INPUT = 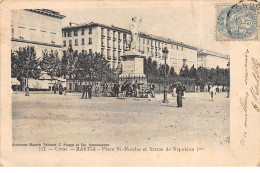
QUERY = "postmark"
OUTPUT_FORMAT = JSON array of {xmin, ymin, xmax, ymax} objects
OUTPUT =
[{"xmin": 216, "ymin": 4, "xmax": 259, "ymax": 40}]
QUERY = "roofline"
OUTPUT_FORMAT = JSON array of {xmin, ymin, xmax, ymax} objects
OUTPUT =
[
  {"xmin": 25, "ymin": 9, "xmax": 66, "ymax": 19},
  {"xmin": 12, "ymin": 38, "xmax": 63, "ymax": 48},
  {"xmin": 198, "ymin": 49, "xmax": 230, "ymax": 59},
  {"xmin": 62, "ymin": 22, "xmax": 198, "ymax": 50}
]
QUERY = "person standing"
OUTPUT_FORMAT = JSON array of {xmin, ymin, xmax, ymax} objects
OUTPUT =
[
  {"xmin": 150, "ymin": 82, "xmax": 155, "ymax": 98},
  {"xmin": 133, "ymin": 80, "xmax": 139, "ymax": 98},
  {"xmin": 176, "ymin": 82, "xmax": 183, "ymax": 107},
  {"xmin": 113, "ymin": 83, "xmax": 117, "ymax": 97},
  {"xmin": 129, "ymin": 85, "xmax": 133, "ymax": 97},
  {"xmin": 172, "ymin": 82, "xmax": 176, "ymax": 97},
  {"xmin": 210, "ymin": 85, "xmax": 215, "ymax": 101},
  {"xmin": 58, "ymin": 83, "xmax": 63, "ymax": 95},
  {"xmin": 121, "ymin": 82, "xmax": 127, "ymax": 99},
  {"xmin": 53, "ymin": 83, "xmax": 57, "ymax": 94},
  {"xmin": 103, "ymin": 82, "xmax": 108, "ymax": 97},
  {"xmin": 115, "ymin": 82, "xmax": 120, "ymax": 97},
  {"xmin": 208, "ymin": 84, "xmax": 211, "ymax": 94},
  {"xmin": 145, "ymin": 87, "xmax": 149, "ymax": 98},
  {"xmin": 95, "ymin": 83, "xmax": 100, "ymax": 97},
  {"xmin": 88, "ymin": 82, "xmax": 92, "ymax": 99},
  {"xmin": 82, "ymin": 83, "xmax": 87, "ymax": 99}
]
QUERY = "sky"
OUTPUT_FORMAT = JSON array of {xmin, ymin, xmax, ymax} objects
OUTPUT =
[{"xmin": 53, "ymin": 1, "xmax": 229, "ymax": 55}]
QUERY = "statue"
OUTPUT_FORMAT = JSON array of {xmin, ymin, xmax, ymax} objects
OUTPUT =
[{"xmin": 129, "ymin": 16, "xmax": 142, "ymax": 51}]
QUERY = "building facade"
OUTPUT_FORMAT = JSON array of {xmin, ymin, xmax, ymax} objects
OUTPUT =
[
  {"xmin": 62, "ymin": 22, "xmax": 198, "ymax": 73},
  {"xmin": 11, "ymin": 9, "xmax": 65, "ymax": 58},
  {"xmin": 197, "ymin": 50, "xmax": 230, "ymax": 69}
]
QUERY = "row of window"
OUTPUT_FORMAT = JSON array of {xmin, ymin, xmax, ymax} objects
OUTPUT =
[
  {"xmin": 63, "ymin": 49, "xmax": 92, "ymax": 56},
  {"xmin": 63, "ymin": 38, "xmax": 92, "ymax": 47},
  {"xmin": 101, "ymin": 48, "xmax": 122, "ymax": 61},
  {"xmin": 101, "ymin": 28, "xmax": 125, "ymax": 40},
  {"xmin": 100, "ymin": 28, "xmax": 196, "ymax": 54},
  {"xmin": 13, "ymin": 27, "xmax": 57, "ymax": 44},
  {"xmin": 63, "ymin": 28, "xmax": 92, "ymax": 37},
  {"xmin": 12, "ymin": 11, "xmax": 60, "ymax": 31}
]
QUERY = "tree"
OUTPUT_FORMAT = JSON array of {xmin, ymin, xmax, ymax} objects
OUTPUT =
[
  {"xmin": 11, "ymin": 46, "xmax": 41, "ymax": 90},
  {"xmin": 179, "ymin": 66, "xmax": 189, "ymax": 77},
  {"xmin": 61, "ymin": 48, "xmax": 110, "ymax": 83},
  {"xmin": 88, "ymin": 52, "xmax": 110, "ymax": 81},
  {"xmin": 169, "ymin": 67, "xmax": 177, "ymax": 77},
  {"xmin": 188, "ymin": 64, "xmax": 196, "ymax": 78},
  {"xmin": 61, "ymin": 47, "xmax": 79, "ymax": 80},
  {"xmin": 144, "ymin": 57, "xmax": 158, "ymax": 78},
  {"xmin": 158, "ymin": 64, "xmax": 170, "ymax": 77},
  {"xmin": 40, "ymin": 50, "xmax": 62, "ymax": 88}
]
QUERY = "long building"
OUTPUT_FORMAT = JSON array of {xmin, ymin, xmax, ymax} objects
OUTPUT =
[
  {"xmin": 11, "ymin": 9, "xmax": 65, "ymax": 58},
  {"xmin": 62, "ymin": 22, "xmax": 199, "ymax": 73},
  {"xmin": 11, "ymin": 9, "xmax": 65, "ymax": 91},
  {"xmin": 197, "ymin": 49, "xmax": 230, "ymax": 69}
]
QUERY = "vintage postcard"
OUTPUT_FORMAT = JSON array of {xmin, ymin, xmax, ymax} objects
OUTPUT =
[{"xmin": 0, "ymin": 0, "xmax": 259, "ymax": 166}]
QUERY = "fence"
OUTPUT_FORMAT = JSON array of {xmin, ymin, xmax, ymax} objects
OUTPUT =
[{"xmin": 147, "ymin": 76, "xmax": 197, "ymax": 93}]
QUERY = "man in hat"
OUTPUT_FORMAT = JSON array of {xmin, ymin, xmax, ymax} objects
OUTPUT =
[
  {"xmin": 176, "ymin": 82, "xmax": 183, "ymax": 107},
  {"xmin": 121, "ymin": 82, "xmax": 127, "ymax": 99},
  {"xmin": 87, "ymin": 82, "xmax": 92, "ymax": 99},
  {"xmin": 82, "ymin": 83, "xmax": 87, "ymax": 99},
  {"xmin": 58, "ymin": 83, "xmax": 63, "ymax": 95}
]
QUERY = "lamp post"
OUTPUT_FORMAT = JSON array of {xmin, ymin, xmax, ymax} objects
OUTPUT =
[
  {"xmin": 162, "ymin": 47, "xmax": 169, "ymax": 103},
  {"xmin": 116, "ymin": 65, "xmax": 120, "ymax": 82}
]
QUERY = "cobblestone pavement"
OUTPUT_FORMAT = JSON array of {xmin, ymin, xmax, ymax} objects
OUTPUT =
[{"xmin": 12, "ymin": 91, "xmax": 230, "ymax": 149}]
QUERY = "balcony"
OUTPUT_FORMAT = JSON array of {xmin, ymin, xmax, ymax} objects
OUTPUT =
[
  {"xmin": 107, "ymin": 56, "xmax": 111, "ymax": 60},
  {"xmin": 113, "ymin": 56, "xmax": 117, "ymax": 60}
]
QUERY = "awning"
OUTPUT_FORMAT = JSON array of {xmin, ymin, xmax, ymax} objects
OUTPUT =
[
  {"xmin": 28, "ymin": 79, "xmax": 49, "ymax": 89},
  {"xmin": 57, "ymin": 77, "xmax": 66, "ymax": 82},
  {"xmin": 11, "ymin": 78, "xmax": 20, "ymax": 85}
]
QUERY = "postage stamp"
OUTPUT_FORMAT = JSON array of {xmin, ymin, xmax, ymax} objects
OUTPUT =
[{"xmin": 216, "ymin": 4, "xmax": 259, "ymax": 40}]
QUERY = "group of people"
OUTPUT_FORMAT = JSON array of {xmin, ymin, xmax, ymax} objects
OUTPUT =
[
  {"xmin": 82, "ymin": 82, "xmax": 93, "ymax": 99},
  {"xmin": 83, "ymin": 82, "xmax": 109, "ymax": 98},
  {"xmin": 79, "ymin": 80, "xmax": 188, "ymax": 108},
  {"xmin": 113, "ymin": 80, "xmax": 141, "ymax": 98},
  {"xmin": 53, "ymin": 83, "xmax": 64, "ymax": 95},
  {"xmin": 169, "ymin": 82, "xmax": 186, "ymax": 98}
]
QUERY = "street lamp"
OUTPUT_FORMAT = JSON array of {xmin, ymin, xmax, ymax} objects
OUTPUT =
[
  {"xmin": 162, "ymin": 47, "xmax": 169, "ymax": 103},
  {"xmin": 116, "ymin": 65, "xmax": 120, "ymax": 82}
]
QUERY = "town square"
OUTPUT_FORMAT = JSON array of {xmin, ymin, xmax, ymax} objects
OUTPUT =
[
  {"xmin": 11, "ymin": 7, "xmax": 230, "ymax": 149},
  {"xmin": 12, "ymin": 91, "xmax": 229, "ymax": 148}
]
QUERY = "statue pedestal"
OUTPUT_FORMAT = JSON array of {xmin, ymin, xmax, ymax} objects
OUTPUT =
[{"xmin": 119, "ymin": 51, "xmax": 147, "ymax": 87}]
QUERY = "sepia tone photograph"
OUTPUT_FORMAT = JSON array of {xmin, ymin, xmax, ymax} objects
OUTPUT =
[
  {"xmin": 1, "ymin": 0, "xmax": 259, "ymax": 167},
  {"xmin": 11, "ymin": 5, "xmax": 230, "ymax": 150}
]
